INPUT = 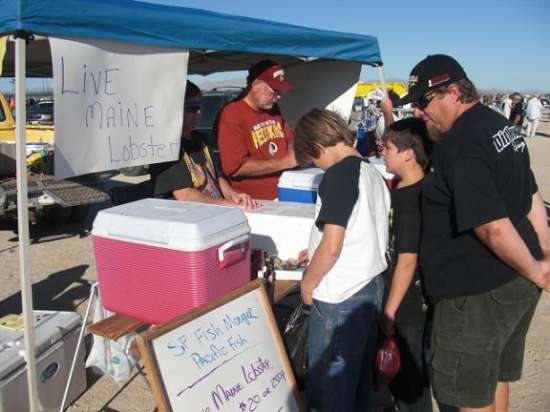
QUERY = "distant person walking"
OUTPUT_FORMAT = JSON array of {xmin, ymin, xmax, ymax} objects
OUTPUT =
[
  {"xmin": 501, "ymin": 94, "xmax": 513, "ymax": 119},
  {"xmin": 525, "ymin": 95, "xmax": 543, "ymax": 138},
  {"xmin": 509, "ymin": 93, "xmax": 524, "ymax": 128}
]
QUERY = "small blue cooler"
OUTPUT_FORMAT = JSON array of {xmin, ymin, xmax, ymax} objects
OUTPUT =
[{"xmin": 277, "ymin": 168, "xmax": 324, "ymax": 203}]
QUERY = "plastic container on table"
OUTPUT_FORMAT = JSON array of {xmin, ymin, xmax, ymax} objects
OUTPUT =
[
  {"xmin": 245, "ymin": 200, "xmax": 315, "ymax": 280},
  {"xmin": 92, "ymin": 199, "xmax": 251, "ymax": 324},
  {"xmin": 277, "ymin": 168, "xmax": 324, "ymax": 204}
]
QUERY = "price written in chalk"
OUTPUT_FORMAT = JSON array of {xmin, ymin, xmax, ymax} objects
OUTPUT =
[{"xmin": 201, "ymin": 356, "xmax": 288, "ymax": 412}]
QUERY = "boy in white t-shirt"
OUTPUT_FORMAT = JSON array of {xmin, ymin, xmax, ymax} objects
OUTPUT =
[{"xmin": 293, "ymin": 108, "xmax": 391, "ymax": 411}]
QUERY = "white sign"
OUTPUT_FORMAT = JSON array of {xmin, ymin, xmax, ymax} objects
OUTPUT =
[
  {"xmin": 148, "ymin": 288, "xmax": 300, "ymax": 412},
  {"xmin": 50, "ymin": 37, "xmax": 189, "ymax": 178}
]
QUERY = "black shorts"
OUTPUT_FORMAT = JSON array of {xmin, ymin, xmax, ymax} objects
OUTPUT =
[{"xmin": 430, "ymin": 276, "xmax": 541, "ymax": 408}]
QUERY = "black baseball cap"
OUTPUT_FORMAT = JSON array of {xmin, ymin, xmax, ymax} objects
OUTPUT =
[{"xmin": 399, "ymin": 54, "xmax": 468, "ymax": 106}]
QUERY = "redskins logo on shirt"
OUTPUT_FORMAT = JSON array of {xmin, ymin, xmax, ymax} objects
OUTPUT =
[
  {"xmin": 268, "ymin": 141, "xmax": 279, "ymax": 156},
  {"xmin": 251, "ymin": 119, "xmax": 285, "ymax": 149}
]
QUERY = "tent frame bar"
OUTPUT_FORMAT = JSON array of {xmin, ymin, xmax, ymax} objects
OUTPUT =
[{"xmin": 15, "ymin": 34, "xmax": 40, "ymax": 412}]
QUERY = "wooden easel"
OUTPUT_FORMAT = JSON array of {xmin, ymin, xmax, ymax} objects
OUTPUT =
[{"xmin": 60, "ymin": 279, "xmax": 299, "ymax": 411}]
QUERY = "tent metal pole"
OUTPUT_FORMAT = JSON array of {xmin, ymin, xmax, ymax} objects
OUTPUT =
[
  {"xmin": 15, "ymin": 35, "xmax": 40, "ymax": 412},
  {"xmin": 59, "ymin": 282, "xmax": 98, "ymax": 412},
  {"xmin": 377, "ymin": 65, "xmax": 387, "ymax": 95}
]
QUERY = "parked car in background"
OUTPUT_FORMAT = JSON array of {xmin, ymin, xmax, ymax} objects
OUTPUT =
[
  {"xmin": 27, "ymin": 100, "xmax": 54, "ymax": 124},
  {"xmin": 197, "ymin": 87, "xmax": 243, "ymax": 150},
  {"xmin": 0, "ymin": 92, "xmax": 109, "ymax": 222}
]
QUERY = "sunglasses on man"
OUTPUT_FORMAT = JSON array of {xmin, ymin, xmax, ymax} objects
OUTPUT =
[
  {"xmin": 184, "ymin": 102, "xmax": 202, "ymax": 113},
  {"xmin": 412, "ymin": 92, "xmax": 436, "ymax": 110}
]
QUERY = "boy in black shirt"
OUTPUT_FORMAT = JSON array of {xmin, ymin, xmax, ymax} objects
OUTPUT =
[{"xmin": 381, "ymin": 118, "xmax": 433, "ymax": 412}]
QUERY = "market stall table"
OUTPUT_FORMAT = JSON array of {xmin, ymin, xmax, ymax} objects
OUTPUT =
[{"xmin": 87, "ymin": 279, "xmax": 299, "ymax": 341}]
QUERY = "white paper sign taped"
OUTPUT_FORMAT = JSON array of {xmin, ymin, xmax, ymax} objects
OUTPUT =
[{"xmin": 50, "ymin": 37, "xmax": 189, "ymax": 178}]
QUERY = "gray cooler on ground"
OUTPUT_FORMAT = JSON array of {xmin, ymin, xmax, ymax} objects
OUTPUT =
[{"xmin": 0, "ymin": 311, "xmax": 86, "ymax": 412}]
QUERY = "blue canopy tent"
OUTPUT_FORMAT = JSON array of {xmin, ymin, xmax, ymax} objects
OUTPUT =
[
  {"xmin": 0, "ymin": 1, "xmax": 383, "ymax": 410},
  {"xmin": 0, "ymin": 0, "xmax": 382, "ymax": 76}
]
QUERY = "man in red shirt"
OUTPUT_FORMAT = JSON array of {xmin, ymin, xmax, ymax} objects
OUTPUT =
[{"xmin": 217, "ymin": 60, "xmax": 297, "ymax": 199}]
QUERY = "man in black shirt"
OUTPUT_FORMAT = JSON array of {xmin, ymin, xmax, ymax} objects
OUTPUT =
[
  {"xmin": 399, "ymin": 55, "xmax": 550, "ymax": 411},
  {"xmin": 150, "ymin": 81, "xmax": 257, "ymax": 209}
]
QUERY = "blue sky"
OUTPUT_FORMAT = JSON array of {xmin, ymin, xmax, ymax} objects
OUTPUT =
[
  {"xmin": 2, "ymin": 0, "xmax": 549, "ymax": 94},
  {"xmin": 158, "ymin": 0, "xmax": 550, "ymax": 91}
]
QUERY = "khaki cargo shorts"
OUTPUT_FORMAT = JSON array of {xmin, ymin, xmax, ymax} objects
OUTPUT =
[{"xmin": 430, "ymin": 276, "xmax": 541, "ymax": 408}]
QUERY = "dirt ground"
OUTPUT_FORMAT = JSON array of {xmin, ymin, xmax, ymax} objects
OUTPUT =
[{"xmin": 1, "ymin": 114, "xmax": 549, "ymax": 411}]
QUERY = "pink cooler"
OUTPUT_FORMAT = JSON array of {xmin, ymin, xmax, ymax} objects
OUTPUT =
[{"xmin": 92, "ymin": 199, "xmax": 251, "ymax": 324}]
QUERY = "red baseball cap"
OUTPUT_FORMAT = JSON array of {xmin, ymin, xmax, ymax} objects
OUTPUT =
[{"xmin": 248, "ymin": 59, "xmax": 292, "ymax": 92}]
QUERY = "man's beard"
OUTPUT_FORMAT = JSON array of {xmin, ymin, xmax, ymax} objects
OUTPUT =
[
  {"xmin": 259, "ymin": 101, "xmax": 274, "ymax": 111},
  {"xmin": 427, "ymin": 125, "xmax": 443, "ymax": 141}
]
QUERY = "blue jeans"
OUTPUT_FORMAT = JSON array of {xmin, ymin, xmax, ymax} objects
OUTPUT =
[{"xmin": 307, "ymin": 274, "xmax": 384, "ymax": 412}]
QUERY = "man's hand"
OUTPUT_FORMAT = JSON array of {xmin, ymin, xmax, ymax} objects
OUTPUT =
[
  {"xmin": 380, "ymin": 312, "xmax": 395, "ymax": 337},
  {"xmin": 380, "ymin": 95, "xmax": 393, "ymax": 113},
  {"xmin": 297, "ymin": 249, "xmax": 309, "ymax": 266},
  {"xmin": 300, "ymin": 273, "xmax": 315, "ymax": 305},
  {"xmin": 533, "ymin": 257, "xmax": 550, "ymax": 291},
  {"xmin": 283, "ymin": 144, "xmax": 298, "ymax": 169},
  {"xmin": 380, "ymin": 95, "xmax": 394, "ymax": 128},
  {"xmin": 230, "ymin": 192, "xmax": 259, "ymax": 209}
]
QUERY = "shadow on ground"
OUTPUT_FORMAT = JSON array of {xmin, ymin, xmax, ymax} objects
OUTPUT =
[{"xmin": 0, "ymin": 264, "xmax": 91, "ymax": 316}]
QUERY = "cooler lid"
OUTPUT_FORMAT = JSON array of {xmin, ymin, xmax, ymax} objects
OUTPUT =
[
  {"xmin": 92, "ymin": 198, "xmax": 250, "ymax": 251},
  {"xmin": 0, "ymin": 311, "xmax": 82, "ymax": 379},
  {"xmin": 246, "ymin": 200, "xmax": 316, "ymax": 219},
  {"xmin": 278, "ymin": 167, "xmax": 324, "ymax": 190}
]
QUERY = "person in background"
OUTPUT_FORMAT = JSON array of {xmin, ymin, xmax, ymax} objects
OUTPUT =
[
  {"xmin": 294, "ymin": 108, "xmax": 390, "ymax": 411},
  {"xmin": 150, "ymin": 80, "xmax": 257, "ymax": 209},
  {"xmin": 381, "ymin": 118, "xmax": 433, "ymax": 412},
  {"xmin": 401, "ymin": 53, "xmax": 550, "ymax": 412},
  {"xmin": 501, "ymin": 94, "xmax": 513, "ymax": 119},
  {"xmin": 509, "ymin": 93, "xmax": 524, "ymax": 127},
  {"xmin": 492, "ymin": 94, "xmax": 503, "ymax": 113},
  {"xmin": 217, "ymin": 59, "xmax": 297, "ymax": 200},
  {"xmin": 525, "ymin": 95, "xmax": 543, "ymax": 138}
]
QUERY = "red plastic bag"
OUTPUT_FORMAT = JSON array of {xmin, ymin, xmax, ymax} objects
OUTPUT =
[{"xmin": 375, "ymin": 337, "xmax": 401, "ymax": 382}]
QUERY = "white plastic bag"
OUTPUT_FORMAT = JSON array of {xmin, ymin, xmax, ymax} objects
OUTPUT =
[{"xmin": 85, "ymin": 293, "xmax": 137, "ymax": 381}]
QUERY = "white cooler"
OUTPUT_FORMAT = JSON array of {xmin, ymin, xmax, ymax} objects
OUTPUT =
[
  {"xmin": 277, "ymin": 168, "xmax": 324, "ymax": 203},
  {"xmin": 0, "ymin": 311, "xmax": 86, "ymax": 412},
  {"xmin": 245, "ymin": 200, "xmax": 315, "ymax": 261}
]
